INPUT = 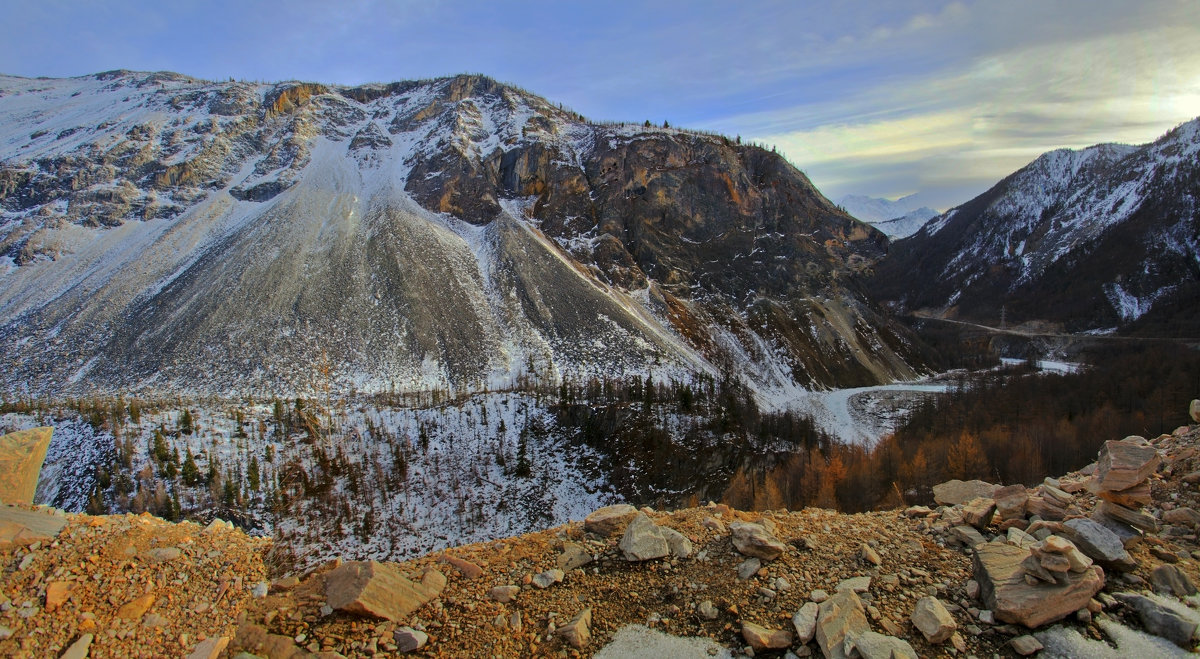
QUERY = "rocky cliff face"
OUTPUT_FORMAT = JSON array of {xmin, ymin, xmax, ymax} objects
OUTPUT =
[
  {"xmin": 871, "ymin": 120, "xmax": 1200, "ymax": 332},
  {"xmin": 0, "ymin": 71, "xmax": 923, "ymax": 398}
]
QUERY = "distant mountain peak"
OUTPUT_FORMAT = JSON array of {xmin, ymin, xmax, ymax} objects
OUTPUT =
[{"xmin": 873, "ymin": 116, "xmax": 1200, "ymax": 333}]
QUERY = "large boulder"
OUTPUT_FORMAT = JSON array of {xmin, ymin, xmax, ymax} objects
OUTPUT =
[
  {"xmin": 962, "ymin": 497, "xmax": 996, "ymax": 529},
  {"xmin": 933, "ymin": 479, "xmax": 997, "ymax": 506},
  {"xmin": 325, "ymin": 561, "xmax": 445, "ymax": 622},
  {"xmin": 0, "ymin": 427, "xmax": 53, "ymax": 505},
  {"xmin": 1095, "ymin": 438, "xmax": 1161, "ymax": 492},
  {"xmin": 584, "ymin": 504, "xmax": 637, "ymax": 537},
  {"xmin": 1060, "ymin": 518, "xmax": 1136, "ymax": 571},
  {"xmin": 816, "ymin": 590, "xmax": 870, "ymax": 659},
  {"xmin": 910, "ymin": 596, "xmax": 956, "ymax": 643},
  {"xmin": 729, "ymin": 521, "xmax": 787, "ymax": 560},
  {"xmin": 619, "ymin": 513, "xmax": 669, "ymax": 561},
  {"xmin": 972, "ymin": 543, "xmax": 1104, "ymax": 628}
]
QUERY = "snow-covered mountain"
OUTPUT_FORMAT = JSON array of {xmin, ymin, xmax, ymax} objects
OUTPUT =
[
  {"xmin": 837, "ymin": 193, "xmax": 938, "ymax": 239},
  {"xmin": 872, "ymin": 119, "xmax": 1200, "ymax": 332},
  {"xmin": 0, "ymin": 71, "xmax": 926, "ymax": 398}
]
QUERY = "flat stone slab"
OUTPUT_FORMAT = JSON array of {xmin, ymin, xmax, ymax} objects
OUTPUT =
[
  {"xmin": 0, "ymin": 505, "xmax": 68, "ymax": 548},
  {"xmin": 933, "ymin": 479, "xmax": 997, "ymax": 506},
  {"xmin": 325, "ymin": 560, "xmax": 445, "ymax": 622},
  {"xmin": 1096, "ymin": 439, "xmax": 1161, "ymax": 492},
  {"xmin": 973, "ymin": 542, "xmax": 1104, "ymax": 628}
]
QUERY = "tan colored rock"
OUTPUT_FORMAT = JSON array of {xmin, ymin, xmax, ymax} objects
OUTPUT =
[
  {"xmin": 116, "ymin": 593, "xmax": 156, "ymax": 620},
  {"xmin": 557, "ymin": 608, "xmax": 592, "ymax": 649},
  {"xmin": 0, "ymin": 427, "xmax": 53, "ymax": 505},
  {"xmin": 60, "ymin": 633, "xmax": 93, "ymax": 659},
  {"xmin": 1162, "ymin": 507, "xmax": 1200, "ymax": 528},
  {"xmin": 441, "ymin": 555, "xmax": 483, "ymax": 579},
  {"xmin": 933, "ymin": 479, "xmax": 997, "ymax": 506},
  {"xmin": 729, "ymin": 521, "xmax": 787, "ymax": 560},
  {"xmin": 583, "ymin": 504, "xmax": 637, "ymax": 537},
  {"xmin": 860, "ymin": 543, "xmax": 881, "ymax": 566},
  {"xmin": 741, "ymin": 621, "xmax": 792, "ymax": 651},
  {"xmin": 993, "ymin": 484, "xmax": 1028, "ymax": 520},
  {"xmin": 816, "ymin": 589, "xmax": 870, "ymax": 659},
  {"xmin": 325, "ymin": 561, "xmax": 445, "ymax": 622},
  {"xmin": 1095, "ymin": 438, "xmax": 1160, "ymax": 492},
  {"xmin": 186, "ymin": 636, "xmax": 229, "ymax": 659},
  {"xmin": 1010, "ymin": 635, "xmax": 1044, "ymax": 655},
  {"xmin": 1096, "ymin": 500, "xmax": 1158, "ymax": 532},
  {"xmin": 490, "ymin": 585, "xmax": 520, "ymax": 603},
  {"xmin": 973, "ymin": 543, "xmax": 1104, "ymax": 628},
  {"xmin": 850, "ymin": 631, "xmax": 918, "ymax": 659},
  {"xmin": 1189, "ymin": 399, "xmax": 1199, "ymax": 423},
  {"xmin": 45, "ymin": 580, "xmax": 72, "ymax": 612},
  {"xmin": 911, "ymin": 596, "xmax": 956, "ymax": 643},
  {"xmin": 1092, "ymin": 480, "xmax": 1151, "ymax": 508},
  {"xmin": 962, "ymin": 497, "xmax": 996, "ymax": 529}
]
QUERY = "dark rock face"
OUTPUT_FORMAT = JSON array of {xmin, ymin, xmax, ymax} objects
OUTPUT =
[{"xmin": 0, "ymin": 71, "xmax": 927, "ymax": 396}]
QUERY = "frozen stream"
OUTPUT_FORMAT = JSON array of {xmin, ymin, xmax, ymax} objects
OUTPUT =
[
  {"xmin": 797, "ymin": 358, "xmax": 1083, "ymax": 446},
  {"xmin": 796, "ymin": 382, "xmax": 950, "ymax": 446}
]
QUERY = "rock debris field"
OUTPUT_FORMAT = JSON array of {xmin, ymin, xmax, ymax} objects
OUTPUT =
[{"xmin": 3, "ymin": 407, "xmax": 1200, "ymax": 658}]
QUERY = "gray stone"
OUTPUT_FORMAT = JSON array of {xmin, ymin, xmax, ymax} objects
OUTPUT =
[
  {"xmin": 910, "ymin": 596, "xmax": 956, "ymax": 643},
  {"xmin": 1162, "ymin": 507, "xmax": 1200, "ymax": 528},
  {"xmin": 1089, "ymin": 510, "xmax": 1143, "ymax": 548},
  {"xmin": 792, "ymin": 601, "xmax": 819, "ymax": 643},
  {"xmin": 973, "ymin": 543, "xmax": 1105, "ymax": 628},
  {"xmin": 737, "ymin": 557, "xmax": 762, "ymax": 580},
  {"xmin": 810, "ymin": 589, "xmax": 830, "ymax": 603},
  {"xmin": 532, "ymin": 569, "xmax": 564, "ymax": 589},
  {"xmin": 848, "ymin": 630, "xmax": 917, "ymax": 659},
  {"xmin": 660, "ymin": 526, "xmax": 693, "ymax": 559},
  {"xmin": 837, "ymin": 576, "xmax": 871, "ymax": 593},
  {"xmin": 619, "ymin": 513, "xmax": 669, "ymax": 561},
  {"xmin": 951, "ymin": 524, "xmax": 988, "ymax": 548},
  {"xmin": 697, "ymin": 600, "xmax": 719, "ymax": 620},
  {"xmin": 490, "ymin": 585, "xmax": 519, "ymax": 602},
  {"xmin": 394, "ymin": 626, "xmax": 428, "ymax": 653},
  {"xmin": 1190, "ymin": 399, "xmax": 1199, "ymax": 423},
  {"xmin": 1150, "ymin": 564, "xmax": 1198, "ymax": 597},
  {"xmin": 584, "ymin": 504, "xmax": 637, "ymax": 537},
  {"xmin": 1010, "ymin": 634, "xmax": 1043, "ymax": 655},
  {"xmin": 933, "ymin": 479, "xmax": 998, "ymax": 506},
  {"xmin": 1061, "ymin": 518, "xmax": 1136, "ymax": 571},
  {"xmin": 730, "ymin": 521, "xmax": 787, "ymax": 560},
  {"xmin": 556, "ymin": 608, "xmax": 592, "ymax": 649},
  {"xmin": 1117, "ymin": 593, "xmax": 1199, "ymax": 648}
]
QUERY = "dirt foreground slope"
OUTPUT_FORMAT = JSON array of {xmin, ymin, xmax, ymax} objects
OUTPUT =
[{"xmin": 3, "ymin": 414, "xmax": 1200, "ymax": 658}]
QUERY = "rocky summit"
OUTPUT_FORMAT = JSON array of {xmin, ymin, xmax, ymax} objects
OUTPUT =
[{"xmin": 1, "ymin": 408, "xmax": 1200, "ymax": 657}]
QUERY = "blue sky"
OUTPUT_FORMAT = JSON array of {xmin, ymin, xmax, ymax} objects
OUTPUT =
[{"xmin": 2, "ymin": 0, "xmax": 1198, "ymax": 210}]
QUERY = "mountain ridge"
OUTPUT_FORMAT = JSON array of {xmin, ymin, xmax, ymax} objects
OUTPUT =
[
  {"xmin": 871, "ymin": 119, "xmax": 1200, "ymax": 332},
  {"xmin": 0, "ymin": 70, "xmax": 927, "ymax": 399}
]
